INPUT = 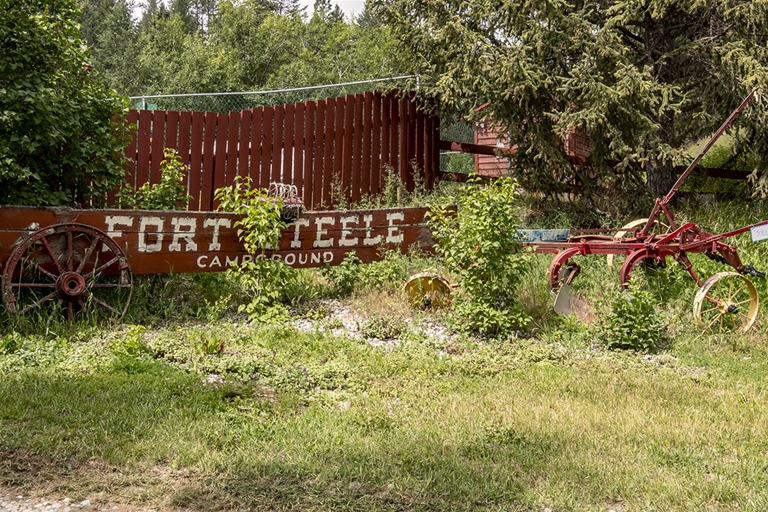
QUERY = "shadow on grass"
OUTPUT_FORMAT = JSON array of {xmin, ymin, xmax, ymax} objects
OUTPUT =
[{"xmin": 0, "ymin": 364, "xmax": 560, "ymax": 512}]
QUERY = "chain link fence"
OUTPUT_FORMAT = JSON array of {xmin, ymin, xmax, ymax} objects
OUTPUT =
[{"xmin": 129, "ymin": 76, "xmax": 419, "ymax": 112}]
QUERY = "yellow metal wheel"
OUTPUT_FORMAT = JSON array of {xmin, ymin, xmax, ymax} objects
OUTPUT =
[
  {"xmin": 403, "ymin": 272, "xmax": 452, "ymax": 309},
  {"xmin": 693, "ymin": 272, "xmax": 759, "ymax": 333},
  {"xmin": 607, "ymin": 218, "xmax": 670, "ymax": 270}
]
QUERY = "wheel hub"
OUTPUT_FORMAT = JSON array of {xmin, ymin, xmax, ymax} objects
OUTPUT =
[
  {"xmin": 715, "ymin": 300, "xmax": 738, "ymax": 315},
  {"xmin": 56, "ymin": 271, "xmax": 86, "ymax": 301}
]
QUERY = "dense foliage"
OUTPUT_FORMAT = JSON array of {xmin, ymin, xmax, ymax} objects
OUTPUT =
[
  {"xmin": 121, "ymin": 148, "xmax": 192, "ymax": 210},
  {"xmin": 78, "ymin": 0, "xmax": 408, "ymax": 97},
  {"xmin": 0, "ymin": 0, "xmax": 130, "ymax": 206},
  {"xmin": 374, "ymin": 0, "xmax": 768, "ymax": 198},
  {"xmin": 428, "ymin": 177, "xmax": 530, "ymax": 335}
]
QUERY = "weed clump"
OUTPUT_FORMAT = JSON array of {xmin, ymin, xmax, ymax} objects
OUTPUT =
[{"xmin": 595, "ymin": 288, "xmax": 670, "ymax": 352}]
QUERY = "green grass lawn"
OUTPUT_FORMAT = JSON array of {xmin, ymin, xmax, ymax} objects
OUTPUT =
[{"xmin": 1, "ymin": 318, "xmax": 767, "ymax": 511}]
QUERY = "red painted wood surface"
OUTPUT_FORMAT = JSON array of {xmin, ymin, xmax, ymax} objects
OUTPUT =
[
  {"xmin": 150, "ymin": 110, "xmax": 166, "ymax": 184},
  {"xmin": 226, "ymin": 110, "xmax": 240, "ymax": 187},
  {"xmin": 352, "ymin": 94, "xmax": 364, "ymax": 205},
  {"xmin": 381, "ymin": 93, "xmax": 390, "ymax": 173},
  {"xmin": 294, "ymin": 103, "xmax": 305, "ymax": 202},
  {"xmin": 251, "ymin": 108, "xmax": 263, "ymax": 185},
  {"xmin": 178, "ymin": 111, "xmax": 192, "ymax": 168},
  {"xmin": 372, "ymin": 92, "xmax": 382, "ymax": 196},
  {"xmin": 165, "ymin": 111, "xmax": 179, "ymax": 156},
  {"xmin": 407, "ymin": 96, "xmax": 417, "ymax": 191},
  {"xmin": 398, "ymin": 97, "xmax": 408, "ymax": 187},
  {"xmin": 313, "ymin": 100, "xmax": 325, "ymax": 208},
  {"xmin": 284, "ymin": 103, "xmax": 295, "ymax": 185},
  {"xmin": 362, "ymin": 92, "xmax": 373, "ymax": 198},
  {"xmin": 323, "ymin": 98, "xmax": 335, "ymax": 208},
  {"xmin": 201, "ymin": 112, "xmax": 218, "ymax": 211},
  {"xmin": 342, "ymin": 95, "xmax": 354, "ymax": 204},
  {"xmin": 238, "ymin": 110, "xmax": 251, "ymax": 179},
  {"xmin": 136, "ymin": 111, "xmax": 152, "ymax": 191},
  {"xmin": 389, "ymin": 93, "xmax": 399, "ymax": 181},
  {"xmin": 124, "ymin": 110, "xmax": 139, "ymax": 193},
  {"xmin": 416, "ymin": 108, "xmax": 425, "ymax": 186},
  {"xmin": 0, "ymin": 206, "xmax": 435, "ymax": 275},
  {"xmin": 333, "ymin": 98, "xmax": 344, "ymax": 205},
  {"xmin": 188, "ymin": 112, "xmax": 204, "ymax": 211},
  {"xmin": 272, "ymin": 105, "xmax": 284, "ymax": 184},
  {"xmin": 261, "ymin": 106, "xmax": 273, "ymax": 190},
  {"xmin": 212, "ymin": 112, "xmax": 229, "ymax": 209},
  {"xmin": 303, "ymin": 101, "xmax": 315, "ymax": 206}
]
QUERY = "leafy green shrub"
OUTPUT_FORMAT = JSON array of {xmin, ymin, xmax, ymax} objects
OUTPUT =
[
  {"xmin": 595, "ymin": 289, "xmax": 669, "ymax": 352},
  {"xmin": 428, "ymin": 176, "xmax": 531, "ymax": 335},
  {"xmin": 215, "ymin": 177, "xmax": 295, "ymax": 322},
  {"xmin": 1, "ymin": 0, "xmax": 129, "ymax": 206},
  {"xmin": 121, "ymin": 148, "xmax": 191, "ymax": 210},
  {"xmin": 323, "ymin": 250, "xmax": 409, "ymax": 297},
  {"xmin": 322, "ymin": 252, "xmax": 364, "ymax": 297}
]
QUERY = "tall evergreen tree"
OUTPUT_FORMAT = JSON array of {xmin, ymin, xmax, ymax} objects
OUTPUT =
[{"xmin": 374, "ymin": 0, "xmax": 768, "ymax": 198}]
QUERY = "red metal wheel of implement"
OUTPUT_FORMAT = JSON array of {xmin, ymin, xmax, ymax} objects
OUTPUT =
[
  {"xmin": 548, "ymin": 247, "xmax": 583, "ymax": 291},
  {"xmin": 2, "ymin": 223, "xmax": 133, "ymax": 321}
]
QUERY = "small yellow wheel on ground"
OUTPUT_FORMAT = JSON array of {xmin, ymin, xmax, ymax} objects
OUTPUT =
[
  {"xmin": 693, "ymin": 272, "xmax": 759, "ymax": 333},
  {"xmin": 404, "ymin": 272, "xmax": 452, "ymax": 309},
  {"xmin": 607, "ymin": 218, "xmax": 669, "ymax": 270}
]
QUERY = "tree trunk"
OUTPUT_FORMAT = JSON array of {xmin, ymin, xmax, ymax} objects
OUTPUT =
[{"xmin": 644, "ymin": 159, "xmax": 677, "ymax": 198}]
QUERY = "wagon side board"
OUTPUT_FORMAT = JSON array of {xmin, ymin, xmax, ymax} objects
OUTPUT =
[{"xmin": 0, "ymin": 206, "xmax": 436, "ymax": 275}]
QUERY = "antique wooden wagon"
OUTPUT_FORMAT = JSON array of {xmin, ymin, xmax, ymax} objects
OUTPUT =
[{"xmin": 0, "ymin": 204, "xmax": 435, "ymax": 320}]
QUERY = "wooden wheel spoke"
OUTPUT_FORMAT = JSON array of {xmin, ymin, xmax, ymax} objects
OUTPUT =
[
  {"xmin": 18, "ymin": 291, "xmax": 58, "ymax": 315},
  {"xmin": 67, "ymin": 230, "xmax": 74, "ymax": 272},
  {"xmin": 77, "ymin": 234, "xmax": 102, "ymax": 274},
  {"xmin": 40, "ymin": 237, "xmax": 63, "ymax": 274},
  {"xmin": 88, "ymin": 294, "xmax": 121, "ymax": 316},
  {"xmin": 85, "ymin": 255, "xmax": 120, "ymax": 280}
]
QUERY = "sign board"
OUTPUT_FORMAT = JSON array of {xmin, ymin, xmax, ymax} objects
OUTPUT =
[
  {"xmin": 0, "ymin": 206, "xmax": 435, "ymax": 275},
  {"xmin": 750, "ymin": 223, "xmax": 768, "ymax": 242},
  {"xmin": 518, "ymin": 229, "xmax": 570, "ymax": 243}
]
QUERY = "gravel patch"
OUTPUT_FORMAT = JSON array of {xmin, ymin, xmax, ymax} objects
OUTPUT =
[
  {"xmin": 0, "ymin": 489, "xmax": 157, "ymax": 512},
  {"xmin": 292, "ymin": 298, "xmax": 458, "ymax": 348}
]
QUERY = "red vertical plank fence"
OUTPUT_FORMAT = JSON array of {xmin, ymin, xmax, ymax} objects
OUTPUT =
[{"xmin": 122, "ymin": 90, "xmax": 438, "ymax": 211}]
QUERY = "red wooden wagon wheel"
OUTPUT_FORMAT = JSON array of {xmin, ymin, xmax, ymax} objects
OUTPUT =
[{"xmin": 2, "ymin": 223, "xmax": 133, "ymax": 321}]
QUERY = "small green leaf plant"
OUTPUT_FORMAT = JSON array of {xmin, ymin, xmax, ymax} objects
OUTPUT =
[
  {"xmin": 427, "ymin": 176, "xmax": 531, "ymax": 336},
  {"xmin": 594, "ymin": 287, "xmax": 669, "ymax": 352},
  {"xmin": 120, "ymin": 148, "xmax": 191, "ymax": 210},
  {"xmin": 215, "ymin": 177, "xmax": 295, "ymax": 322}
]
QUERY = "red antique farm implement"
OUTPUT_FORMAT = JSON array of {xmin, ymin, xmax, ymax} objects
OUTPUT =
[{"xmin": 518, "ymin": 89, "xmax": 768, "ymax": 332}]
